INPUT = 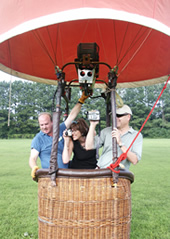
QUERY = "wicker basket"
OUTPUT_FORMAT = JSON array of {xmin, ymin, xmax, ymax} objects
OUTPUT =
[{"xmin": 37, "ymin": 168, "xmax": 134, "ymax": 239}]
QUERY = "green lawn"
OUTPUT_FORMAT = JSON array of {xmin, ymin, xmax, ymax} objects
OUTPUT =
[
  {"xmin": 0, "ymin": 139, "xmax": 170, "ymax": 239},
  {"xmin": 130, "ymin": 139, "xmax": 170, "ymax": 239}
]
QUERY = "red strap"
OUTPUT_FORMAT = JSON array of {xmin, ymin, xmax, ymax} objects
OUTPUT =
[
  {"xmin": 108, "ymin": 76, "xmax": 170, "ymax": 173},
  {"xmin": 108, "ymin": 153, "xmax": 127, "ymax": 173}
]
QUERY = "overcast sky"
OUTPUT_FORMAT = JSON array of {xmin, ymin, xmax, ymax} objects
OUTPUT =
[{"xmin": 0, "ymin": 70, "xmax": 26, "ymax": 82}]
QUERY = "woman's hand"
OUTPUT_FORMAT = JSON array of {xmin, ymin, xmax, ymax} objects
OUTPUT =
[
  {"xmin": 62, "ymin": 130, "xmax": 73, "ymax": 164},
  {"xmin": 63, "ymin": 129, "xmax": 67, "ymax": 138},
  {"xmin": 89, "ymin": 120, "xmax": 99, "ymax": 126},
  {"xmin": 63, "ymin": 129, "xmax": 71, "ymax": 139}
]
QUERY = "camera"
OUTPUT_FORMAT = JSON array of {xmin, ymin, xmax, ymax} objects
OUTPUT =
[
  {"xmin": 65, "ymin": 129, "xmax": 72, "ymax": 137},
  {"xmin": 87, "ymin": 110, "xmax": 100, "ymax": 121}
]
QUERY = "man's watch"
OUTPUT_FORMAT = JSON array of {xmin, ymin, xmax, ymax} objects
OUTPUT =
[{"xmin": 119, "ymin": 143, "xmax": 124, "ymax": 148}]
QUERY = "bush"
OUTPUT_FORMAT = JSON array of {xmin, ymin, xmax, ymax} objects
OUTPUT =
[
  {"xmin": 8, "ymin": 134, "xmax": 35, "ymax": 139},
  {"xmin": 146, "ymin": 127, "xmax": 170, "ymax": 138}
]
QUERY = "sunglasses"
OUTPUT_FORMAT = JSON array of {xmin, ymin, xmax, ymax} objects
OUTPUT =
[
  {"xmin": 116, "ymin": 113, "xmax": 129, "ymax": 118},
  {"xmin": 72, "ymin": 120, "xmax": 78, "ymax": 124}
]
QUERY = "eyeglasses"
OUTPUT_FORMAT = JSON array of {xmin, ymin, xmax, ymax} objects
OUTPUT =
[{"xmin": 116, "ymin": 113, "xmax": 129, "ymax": 118}]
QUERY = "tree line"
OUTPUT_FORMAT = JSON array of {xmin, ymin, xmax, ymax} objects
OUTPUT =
[{"xmin": 0, "ymin": 80, "xmax": 170, "ymax": 139}]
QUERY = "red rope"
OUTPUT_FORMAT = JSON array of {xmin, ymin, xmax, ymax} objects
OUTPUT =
[{"xmin": 108, "ymin": 76, "xmax": 170, "ymax": 173}]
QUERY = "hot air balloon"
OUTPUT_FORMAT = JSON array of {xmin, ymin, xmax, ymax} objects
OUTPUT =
[{"xmin": 0, "ymin": 1, "xmax": 170, "ymax": 238}]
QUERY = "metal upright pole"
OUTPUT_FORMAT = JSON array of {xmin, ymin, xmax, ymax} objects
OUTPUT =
[
  {"xmin": 106, "ymin": 92, "xmax": 111, "ymax": 127},
  {"xmin": 49, "ymin": 75, "xmax": 64, "ymax": 186},
  {"xmin": 108, "ymin": 70, "xmax": 119, "ymax": 186}
]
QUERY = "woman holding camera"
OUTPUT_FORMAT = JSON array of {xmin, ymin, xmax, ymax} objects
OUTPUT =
[{"xmin": 62, "ymin": 118, "xmax": 99, "ymax": 169}]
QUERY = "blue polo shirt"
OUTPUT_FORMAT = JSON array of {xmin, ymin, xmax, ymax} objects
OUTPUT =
[{"xmin": 31, "ymin": 122, "xmax": 68, "ymax": 168}]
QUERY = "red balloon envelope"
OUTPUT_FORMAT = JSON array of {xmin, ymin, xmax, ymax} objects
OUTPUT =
[{"xmin": 0, "ymin": 0, "xmax": 169, "ymax": 88}]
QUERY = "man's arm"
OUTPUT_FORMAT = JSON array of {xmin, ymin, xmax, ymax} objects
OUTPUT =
[
  {"xmin": 112, "ymin": 128, "xmax": 143, "ymax": 165},
  {"xmin": 118, "ymin": 132, "xmax": 143, "ymax": 165},
  {"xmin": 29, "ymin": 148, "xmax": 40, "ymax": 179},
  {"xmin": 29, "ymin": 148, "xmax": 39, "ymax": 168},
  {"xmin": 119, "ymin": 145, "xmax": 139, "ymax": 165}
]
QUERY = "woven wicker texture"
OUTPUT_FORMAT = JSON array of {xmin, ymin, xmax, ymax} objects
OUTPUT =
[{"xmin": 38, "ymin": 177, "xmax": 131, "ymax": 239}]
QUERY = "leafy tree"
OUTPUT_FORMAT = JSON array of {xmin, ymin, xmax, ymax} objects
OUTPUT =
[
  {"xmin": 0, "ymin": 81, "xmax": 11, "ymax": 138},
  {"xmin": 0, "ymin": 81, "xmax": 57, "ymax": 138},
  {"xmin": 117, "ymin": 82, "xmax": 170, "ymax": 138},
  {"xmin": 0, "ymin": 80, "xmax": 170, "ymax": 138}
]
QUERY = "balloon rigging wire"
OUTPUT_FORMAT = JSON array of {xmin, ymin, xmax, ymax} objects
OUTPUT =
[
  {"xmin": 8, "ymin": 80, "xmax": 12, "ymax": 127},
  {"xmin": 116, "ymin": 25, "xmax": 146, "ymax": 66},
  {"xmin": 57, "ymin": 24, "xmax": 65, "ymax": 66},
  {"xmin": 54, "ymin": 24, "xmax": 63, "ymax": 65},
  {"xmin": 80, "ymin": 20, "xmax": 90, "ymax": 43},
  {"xmin": 113, "ymin": 20, "xmax": 130, "ymax": 66},
  {"xmin": 7, "ymin": 40, "xmax": 12, "ymax": 127},
  {"xmin": 113, "ymin": 21, "xmax": 118, "ymax": 64},
  {"xmin": 118, "ymin": 28, "xmax": 152, "ymax": 76},
  {"xmin": 113, "ymin": 21, "xmax": 149, "ymax": 71},
  {"xmin": 118, "ymin": 27, "xmax": 149, "ymax": 66},
  {"xmin": 46, "ymin": 26, "xmax": 57, "ymax": 65},
  {"xmin": 32, "ymin": 29, "xmax": 56, "ymax": 66},
  {"xmin": 96, "ymin": 20, "xmax": 108, "ymax": 62},
  {"xmin": 54, "ymin": 24, "xmax": 59, "ymax": 65}
]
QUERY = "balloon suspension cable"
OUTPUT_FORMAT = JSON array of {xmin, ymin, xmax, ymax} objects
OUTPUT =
[
  {"xmin": 8, "ymin": 79, "xmax": 12, "ymax": 127},
  {"xmin": 108, "ymin": 66, "xmax": 119, "ymax": 187},
  {"xmin": 118, "ymin": 28, "xmax": 152, "ymax": 77},
  {"xmin": 52, "ymin": 66, "xmax": 70, "ymax": 112},
  {"xmin": 62, "ymin": 87, "xmax": 71, "ymax": 121},
  {"xmin": 104, "ymin": 88, "xmax": 124, "ymax": 109},
  {"xmin": 7, "ymin": 40, "xmax": 12, "ymax": 127},
  {"xmin": 49, "ymin": 68, "xmax": 66, "ymax": 186},
  {"xmin": 108, "ymin": 76, "xmax": 170, "ymax": 173}
]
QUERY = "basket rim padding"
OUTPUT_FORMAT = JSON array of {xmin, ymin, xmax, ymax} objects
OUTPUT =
[{"xmin": 36, "ymin": 168, "xmax": 134, "ymax": 183}]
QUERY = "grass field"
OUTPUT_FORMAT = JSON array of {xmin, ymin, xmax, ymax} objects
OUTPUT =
[{"xmin": 0, "ymin": 139, "xmax": 170, "ymax": 239}]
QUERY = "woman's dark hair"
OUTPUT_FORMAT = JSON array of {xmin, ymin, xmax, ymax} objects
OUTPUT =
[{"xmin": 70, "ymin": 118, "xmax": 89, "ymax": 136}]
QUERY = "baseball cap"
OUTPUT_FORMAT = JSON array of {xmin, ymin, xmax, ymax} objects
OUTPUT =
[{"xmin": 116, "ymin": 105, "xmax": 132, "ymax": 115}]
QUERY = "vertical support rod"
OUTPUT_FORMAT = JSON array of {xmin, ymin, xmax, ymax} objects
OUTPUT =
[
  {"xmin": 49, "ymin": 80, "xmax": 62, "ymax": 186},
  {"xmin": 62, "ymin": 87, "xmax": 71, "ymax": 121},
  {"xmin": 8, "ymin": 79, "xmax": 12, "ymax": 127},
  {"xmin": 110, "ymin": 88, "xmax": 119, "ymax": 184},
  {"xmin": 108, "ymin": 69, "xmax": 119, "ymax": 185},
  {"xmin": 106, "ymin": 92, "xmax": 111, "ymax": 127}
]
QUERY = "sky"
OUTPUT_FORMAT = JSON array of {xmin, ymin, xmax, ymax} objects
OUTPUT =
[{"xmin": 0, "ymin": 70, "xmax": 26, "ymax": 82}]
